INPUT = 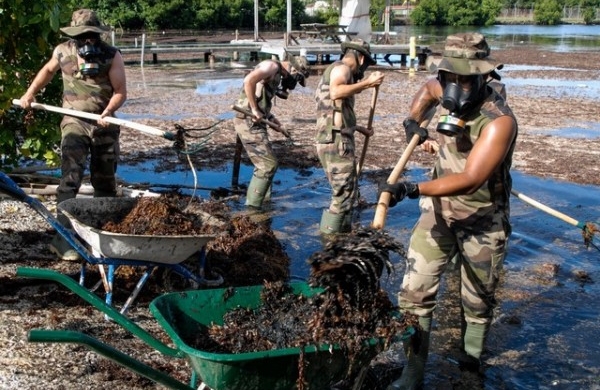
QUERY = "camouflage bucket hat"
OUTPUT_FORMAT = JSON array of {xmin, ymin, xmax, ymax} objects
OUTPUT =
[
  {"xmin": 288, "ymin": 55, "xmax": 310, "ymax": 86},
  {"xmin": 432, "ymin": 33, "xmax": 502, "ymax": 76},
  {"xmin": 341, "ymin": 39, "xmax": 376, "ymax": 66},
  {"xmin": 60, "ymin": 9, "xmax": 110, "ymax": 37}
]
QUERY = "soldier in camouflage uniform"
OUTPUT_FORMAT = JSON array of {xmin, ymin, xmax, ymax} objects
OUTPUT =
[
  {"xmin": 20, "ymin": 9, "xmax": 127, "ymax": 261},
  {"xmin": 315, "ymin": 39, "xmax": 384, "ymax": 234},
  {"xmin": 233, "ymin": 55, "xmax": 309, "ymax": 209},
  {"xmin": 379, "ymin": 33, "xmax": 518, "ymax": 390}
]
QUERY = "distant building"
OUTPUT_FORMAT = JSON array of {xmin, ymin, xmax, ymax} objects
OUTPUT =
[{"xmin": 305, "ymin": 1, "xmax": 335, "ymax": 17}]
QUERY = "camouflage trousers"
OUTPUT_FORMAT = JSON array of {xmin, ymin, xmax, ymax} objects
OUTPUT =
[
  {"xmin": 316, "ymin": 130, "xmax": 357, "ymax": 215},
  {"xmin": 233, "ymin": 117, "xmax": 278, "ymax": 180},
  {"xmin": 399, "ymin": 196, "xmax": 510, "ymax": 325},
  {"xmin": 57, "ymin": 117, "xmax": 120, "ymax": 204}
]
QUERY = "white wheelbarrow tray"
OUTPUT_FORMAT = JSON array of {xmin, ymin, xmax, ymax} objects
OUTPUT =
[{"xmin": 58, "ymin": 197, "xmax": 215, "ymax": 264}]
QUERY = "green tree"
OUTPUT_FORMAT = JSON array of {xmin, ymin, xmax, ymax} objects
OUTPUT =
[
  {"xmin": 410, "ymin": 0, "xmax": 449, "ymax": 25},
  {"xmin": 581, "ymin": 0, "xmax": 598, "ymax": 24},
  {"xmin": 370, "ymin": 0, "xmax": 386, "ymax": 27},
  {"xmin": 412, "ymin": 0, "xmax": 502, "ymax": 26},
  {"xmin": 481, "ymin": 0, "xmax": 504, "ymax": 25},
  {"xmin": 534, "ymin": 0, "xmax": 562, "ymax": 24},
  {"xmin": 138, "ymin": 0, "xmax": 198, "ymax": 30},
  {"xmin": 0, "ymin": 0, "xmax": 71, "ymax": 168},
  {"xmin": 446, "ymin": 0, "xmax": 484, "ymax": 25},
  {"xmin": 315, "ymin": 5, "xmax": 340, "ymax": 25}
]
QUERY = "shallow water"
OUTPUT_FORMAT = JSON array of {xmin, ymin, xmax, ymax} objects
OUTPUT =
[
  {"xmin": 116, "ymin": 158, "xmax": 600, "ymax": 388},
  {"xmin": 403, "ymin": 24, "xmax": 600, "ymax": 51}
]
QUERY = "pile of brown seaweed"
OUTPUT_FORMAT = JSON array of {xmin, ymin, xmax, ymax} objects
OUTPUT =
[
  {"xmin": 191, "ymin": 226, "xmax": 418, "ymax": 389},
  {"xmin": 98, "ymin": 194, "xmax": 290, "ymax": 286},
  {"xmin": 205, "ymin": 214, "xmax": 290, "ymax": 286},
  {"xmin": 101, "ymin": 194, "xmax": 216, "ymax": 236}
]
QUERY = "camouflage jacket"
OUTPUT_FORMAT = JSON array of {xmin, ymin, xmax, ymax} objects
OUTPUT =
[
  {"xmin": 433, "ymin": 84, "xmax": 518, "ymax": 222},
  {"xmin": 55, "ymin": 40, "xmax": 118, "ymax": 116},
  {"xmin": 315, "ymin": 61, "xmax": 356, "ymax": 143},
  {"xmin": 235, "ymin": 60, "xmax": 282, "ymax": 118}
]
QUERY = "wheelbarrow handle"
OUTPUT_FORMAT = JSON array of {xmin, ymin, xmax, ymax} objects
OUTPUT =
[
  {"xmin": 16, "ymin": 267, "xmax": 182, "ymax": 358},
  {"xmin": 0, "ymin": 171, "xmax": 28, "ymax": 201},
  {"xmin": 29, "ymin": 330, "xmax": 194, "ymax": 390}
]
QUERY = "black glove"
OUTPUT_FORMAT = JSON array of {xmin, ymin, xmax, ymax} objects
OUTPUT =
[
  {"xmin": 377, "ymin": 181, "xmax": 420, "ymax": 207},
  {"xmin": 403, "ymin": 118, "xmax": 428, "ymax": 145}
]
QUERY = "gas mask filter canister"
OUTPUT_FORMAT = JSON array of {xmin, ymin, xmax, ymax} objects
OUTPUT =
[
  {"xmin": 76, "ymin": 36, "xmax": 102, "ymax": 76},
  {"xmin": 436, "ymin": 73, "xmax": 483, "ymax": 137}
]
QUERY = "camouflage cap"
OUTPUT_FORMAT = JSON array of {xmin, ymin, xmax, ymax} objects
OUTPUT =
[
  {"xmin": 287, "ymin": 55, "xmax": 310, "ymax": 87},
  {"xmin": 433, "ymin": 33, "xmax": 502, "ymax": 76},
  {"xmin": 289, "ymin": 55, "xmax": 310, "ymax": 76},
  {"xmin": 341, "ymin": 39, "xmax": 376, "ymax": 66},
  {"xmin": 60, "ymin": 9, "xmax": 110, "ymax": 37}
]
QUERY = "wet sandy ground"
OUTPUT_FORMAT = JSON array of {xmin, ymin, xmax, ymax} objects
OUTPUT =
[{"xmin": 1, "ymin": 45, "xmax": 600, "ymax": 389}]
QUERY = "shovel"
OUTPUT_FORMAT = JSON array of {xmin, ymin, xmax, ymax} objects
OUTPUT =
[
  {"xmin": 230, "ymin": 105, "xmax": 293, "ymax": 140},
  {"xmin": 356, "ymin": 85, "xmax": 379, "ymax": 177},
  {"xmin": 231, "ymin": 135, "xmax": 244, "ymax": 188},
  {"xmin": 371, "ymin": 133, "xmax": 421, "ymax": 230},
  {"xmin": 511, "ymin": 189, "xmax": 599, "ymax": 250},
  {"xmin": 12, "ymin": 99, "xmax": 176, "ymax": 141}
]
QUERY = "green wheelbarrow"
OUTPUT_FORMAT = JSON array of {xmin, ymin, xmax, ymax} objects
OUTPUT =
[{"xmin": 17, "ymin": 267, "xmax": 415, "ymax": 390}]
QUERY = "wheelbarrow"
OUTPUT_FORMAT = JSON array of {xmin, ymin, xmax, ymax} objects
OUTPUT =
[
  {"xmin": 0, "ymin": 170, "xmax": 222, "ymax": 314},
  {"xmin": 16, "ymin": 267, "xmax": 416, "ymax": 390}
]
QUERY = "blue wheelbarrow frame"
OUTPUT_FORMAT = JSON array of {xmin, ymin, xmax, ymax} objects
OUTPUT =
[{"xmin": 0, "ymin": 170, "xmax": 222, "ymax": 314}]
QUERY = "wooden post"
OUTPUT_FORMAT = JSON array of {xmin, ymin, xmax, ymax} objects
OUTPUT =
[{"xmin": 140, "ymin": 34, "xmax": 145, "ymax": 68}]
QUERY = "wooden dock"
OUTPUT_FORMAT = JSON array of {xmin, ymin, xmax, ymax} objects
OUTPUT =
[{"xmin": 119, "ymin": 39, "xmax": 431, "ymax": 68}]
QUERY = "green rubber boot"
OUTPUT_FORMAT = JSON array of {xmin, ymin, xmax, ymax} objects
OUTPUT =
[
  {"xmin": 245, "ymin": 175, "xmax": 271, "ymax": 209},
  {"xmin": 319, "ymin": 210, "xmax": 350, "ymax": 235},
  {"xmin": 387, "ymin": 316, "xmax": 432, "ymax": 390},
  {"xmin": 460, "ymin": 322, "xmax": 489, "ymax": 371}
]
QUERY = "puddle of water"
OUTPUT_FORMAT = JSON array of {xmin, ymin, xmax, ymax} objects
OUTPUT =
[
  {"xmin": 116, "ymin": 111, "xmax": 198, "ymax": 121},
  {"xmin": 529, "ymin": 122, "xmax": 600, "ymax": 139},
  {"xmin": 195, "ymin": 78, "xmax": 241, "ymax": 95},
  {"xmin": 503, "ymin": 77, "xmax": 600, "ymax": 99},
  {"xmin": 503, "ymin": 64, "xmax": 585, "ymax": 72}
]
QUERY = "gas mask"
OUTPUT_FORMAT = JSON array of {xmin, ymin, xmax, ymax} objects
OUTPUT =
[
  {"xmin": 436, "ymin": 72, "xmax": 485, "ymax": 136},
  {"xmin": 354, "ymin": 63, "xmax": 367, "ymax": 81},
  {"xmin": 76, "ymin": 33, "xmax": 102, "ymax": 76},
  {"xmin": 277, "ymin": 72, "xmax": 306, "ymax": 99},
  {"xmin": 353, "ymin": 55, "xmax": 370, "ymax": 81}
]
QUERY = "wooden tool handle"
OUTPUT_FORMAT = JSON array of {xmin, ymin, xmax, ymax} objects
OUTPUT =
[
  {"xmin": 371, "ymin": 134, "xmax": 421, "ymax": 230},
  {"xmin": 511, "ymin": 189, "xmax": 584, "ymax": 229},
  {"xmin": 357, "ymin": 86, "xmax": 380, "ymax": 176},
  {"xmin": 12, "ymin": 99, "xmax": 169, "ymax": 139},
  {"xmin": 230, "ymin": 105, "xmax": 290, "ymax": 138}
]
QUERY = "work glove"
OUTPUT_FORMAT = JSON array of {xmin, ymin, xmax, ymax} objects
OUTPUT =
[
  {"xmin": 377, "ymin": 181, "xmax": 420, "ymax": 207},
  {"xmin": 403, "ymin": 118, "xmax": 428, "ymax": 145}
]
